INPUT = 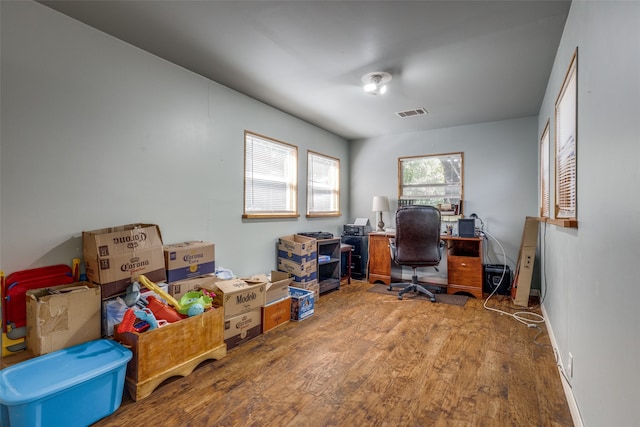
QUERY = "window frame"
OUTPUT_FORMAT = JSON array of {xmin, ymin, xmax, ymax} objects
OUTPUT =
[
  {"xmin": 243, "ymin": 130, "xmax": 299, "ymax": 219},
  {"xmin": 306, "ymin": 150, "xmax": 341, "ymax": 218},
  {"xmin": 550, "ymin": 49, "xmax": 578, "ymax": 228},
  {"xmin": 397, "ymin": 152, "xmax": 464, "ymax": 216}
]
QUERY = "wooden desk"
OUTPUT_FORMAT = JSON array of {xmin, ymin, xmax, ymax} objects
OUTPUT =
[{"xmin": 367, "ymin": 232, "xmax": 484, "ymax": 299}]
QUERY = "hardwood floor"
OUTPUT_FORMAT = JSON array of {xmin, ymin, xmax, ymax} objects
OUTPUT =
[{"xmin": 93, "ymin": 280, "xmax": 573, "ymax": 426}]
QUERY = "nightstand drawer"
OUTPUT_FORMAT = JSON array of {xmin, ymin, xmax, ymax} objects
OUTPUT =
[{"xmin": 448, "ymin": 255, "xmax": 482, "ymax": 287}]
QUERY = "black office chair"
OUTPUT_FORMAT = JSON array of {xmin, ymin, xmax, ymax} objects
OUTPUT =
[{"xmin": 387, "ymin": 205, "xmax": 444, "ymax": 302}]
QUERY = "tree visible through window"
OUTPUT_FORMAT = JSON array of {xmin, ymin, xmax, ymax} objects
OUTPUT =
[
  {"xmin": 307, "ymin": 151, "xmax": 340, "ymax": 217},
  {"xmin": 398, "ymin": 152, "xmax": 463, "ymax": 215},
  {"xmin": 243, "ymin": 131, "xmax": 298, "ymax": 218}
]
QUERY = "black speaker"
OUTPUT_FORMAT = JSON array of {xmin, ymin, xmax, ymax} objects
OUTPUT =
[
  {"xmin": 458, "ymin": 218, "xmax": 475, "ymax": 237},
  {"xmin": 484, "ymin": 264, "xmax": 511, "ymax": 295}
]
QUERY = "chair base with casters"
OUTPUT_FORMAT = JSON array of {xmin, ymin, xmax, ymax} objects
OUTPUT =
[{"xmin": 387, "ymin": 267, "xmax": 442, "ymax": 302}]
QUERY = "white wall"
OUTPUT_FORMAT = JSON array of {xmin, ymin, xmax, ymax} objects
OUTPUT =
[
  {"xmin": 0, "ymin": 1, "xmax": 349, "ymax": 277},
  {"xmin": 538, "ymin": 1, "xmax": 640, "ymax": 426},
  {"xmin": 350, "ymin": 117, "xmax": 539, "ymax": 278}
]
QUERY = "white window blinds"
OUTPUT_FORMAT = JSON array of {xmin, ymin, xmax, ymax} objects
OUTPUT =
[
  {"xmin": 244, "ymin": 131, "xmax": 298, "ymax": 217},
  {"xmin": 555, "ymin": 52, "xmax": 577, "ymax": 220},
  {"xmin": 307, "ymin": 151, "xmax": 340, "ymax": 216},
  {"xmin": 540, "ymin": 122, "xmax": 550, "ymax": 218}
]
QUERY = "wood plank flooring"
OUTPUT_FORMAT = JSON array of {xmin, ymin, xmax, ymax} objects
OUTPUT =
[{"xmin": 93, "ymin": 280, "xmax": 573, "ymax": 427}]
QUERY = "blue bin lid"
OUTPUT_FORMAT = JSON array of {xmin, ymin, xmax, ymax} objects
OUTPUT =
[{"xmin": 0, "ymin": 339, "xmax": 132, "ymax": 405}]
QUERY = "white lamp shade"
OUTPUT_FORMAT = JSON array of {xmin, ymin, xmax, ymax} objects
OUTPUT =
[{"xmin": 372, "ymin": 196, "xmax": 390, "ymax": 212}]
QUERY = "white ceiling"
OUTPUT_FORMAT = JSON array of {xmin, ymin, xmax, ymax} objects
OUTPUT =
[{"xmin": 39, "ymin": 0, "xmax": 571, "ymax": 141}]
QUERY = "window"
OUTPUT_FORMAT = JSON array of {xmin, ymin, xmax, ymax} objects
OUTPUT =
[
  {"xmin": 540, "ymin": 120, "xmax": 551, "ymax": 218},
  {"xmin": 243, "ymin": 131, "xmax": 298, "ymax": 218},
  {"xmin": 552, "ymin": 49, "xmax": 578, "ymax": 227},
  {"xmin": 398, "ymin": 152, "xmax": 463, "ymax": 215},
  {"xmin": 307, "ymin": 151, "xmax": 340, "ymax": 217}
]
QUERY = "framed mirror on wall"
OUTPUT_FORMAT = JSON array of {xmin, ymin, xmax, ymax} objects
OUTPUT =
[{"xmin": 397, "ymin": 152, "xmax": 464, "ymax": 217}]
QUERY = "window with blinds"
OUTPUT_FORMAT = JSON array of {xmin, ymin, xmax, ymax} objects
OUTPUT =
[
  {"xmin": 243, "ymin": 131, "xmax": 298, "ymax": 218},
  {"xmin": 398, "ymin": 152, "xmax": 463, "ymax": 215},
  {"xmin": 307, "ymin": 151, "xmax": 340, "ymax": 217},
  {"xmin": 554, "ymin": 50, "xmax": 577, "ymax": 221},
  {"xmin": 540, "ymin": 121, "xmax": 550, "ymax": 218}
]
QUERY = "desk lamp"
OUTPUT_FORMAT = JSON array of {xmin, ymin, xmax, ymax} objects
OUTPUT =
[{"xmin": 372, "ymin": 196, "xmax": 390, "ymax": 231}]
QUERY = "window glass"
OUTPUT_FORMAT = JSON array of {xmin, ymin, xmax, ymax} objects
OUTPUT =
[
  {"xmin": 398, "ymin": 152, "xmax": 463, "ymax": 215},
  {"xmin": 307, "ymin": 151, "xmax": 340, "ymax": 217},
  {"xmin": 244, "ymin": 131, "xmax": 298, "ymax": 218}
]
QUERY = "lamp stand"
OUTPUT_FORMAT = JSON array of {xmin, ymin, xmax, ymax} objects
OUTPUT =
[{"xmin": 377, "ymin": 211, "xmax": 385, "ymax": 231}]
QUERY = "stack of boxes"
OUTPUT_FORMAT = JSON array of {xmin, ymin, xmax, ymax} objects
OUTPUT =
[
  {"xmin": 277, "ymin": 235, "xmax": 320, "ymax": 300},
  {"xmin": 207, "ymin": 278, "xmax": 266, "ymax": 350},
  {"xmin": 83, "ymin": 224, "xmax": 167, "ymax": 337}
]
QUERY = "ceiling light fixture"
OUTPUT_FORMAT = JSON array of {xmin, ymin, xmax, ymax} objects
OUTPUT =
[{"xmin": 362, "ymin": 71, "xmax": 392, "ymax": 95}]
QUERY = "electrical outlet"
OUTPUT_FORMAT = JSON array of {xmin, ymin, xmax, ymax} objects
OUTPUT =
[{"xmin": 567, "ymin": 352, "xmax": 574, "ymax": 378}]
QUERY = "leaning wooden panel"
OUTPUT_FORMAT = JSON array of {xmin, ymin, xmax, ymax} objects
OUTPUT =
[{"xmin": 114, "ymin": 307, "xmax": 226, "ymax": 401}]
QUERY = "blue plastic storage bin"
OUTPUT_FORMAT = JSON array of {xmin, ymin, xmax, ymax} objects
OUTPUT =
[{"xmin": 0, "ymin": 339, "xmax": 132, "ymax": 427}]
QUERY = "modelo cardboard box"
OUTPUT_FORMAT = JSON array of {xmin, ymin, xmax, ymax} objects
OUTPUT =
[
  {"xmin": 83, "ymin": 223, "xmax": 166, "ymax": 298},
  {"xmin": 163, "ymin": 241, "xmax": 215, "ymax": 283},
  {"xmin": 224, "ymin": 308, "xmax": 262, "ymax": 350},
  {"xmin": 242, "ymin": 271, "xmax": 293, "ymax": 305},
  {"xmin": 206, "ymin": 278, "xmax": 266, "ymax": 319},
  {"xmin": 26, "ymin": 282, "xmax": 101, "ymax": 356}
]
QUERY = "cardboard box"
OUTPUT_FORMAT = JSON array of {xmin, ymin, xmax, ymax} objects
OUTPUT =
[
  {"xmin": 26, "ymin": 282, "xmax": 101, "ymax": 356},
  {"xmin": 289, "ymin": 286, "xmax": 315, "ymax": 321},
  {"xmin": 278, "ymin": 234, "xmax": 317, "ymax": 258},
  {"xmin": 293, "ymin": 279, "xmax": 320, "ymax": 301},
  {"xmin": 224, "ymin": 308, "xmax": 262, "ymax": 350},
  {"xmin": 267, "ymin": 271, "xmax": 294, "ymax": 304},
  {"xmin": 83, "ymin": 223, "xmax": 163, "ymax": 258},
  {"xmin": 163, "ymin": 241, "xmax": 216, "ymax": 283},
  {"xmin": 262, "ymin": 296, "xmax": 291, "ymax": 333},
  {"xmin": 168, "ymin": 274, "xmax": 220, "ymax": 299},
  {"xmin": 83, "ymin": 223, "xmax": 165, "ymax": 298},
  {"xmin": 277, "ymin": 257, "xmax": 317, "ymax": 281},
  {"xmin": 208, "ymin": 278, "xmax": 266, "ymax": 319},
  {"xmin": 0, "ymin": 339, "xmax": 131, "ymax": 427},
  {"xmin": 277, "ymin": 249, "xmax": 315, "ymax": 264},
  {"xmin": 84, "ymin": 248, "xmax": 166, "ymax": 298}
]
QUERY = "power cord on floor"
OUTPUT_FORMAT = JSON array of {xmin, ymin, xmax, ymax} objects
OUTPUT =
[{"xmin": 482, "ymin": 229, "xmax": 546, "ymax": 333}]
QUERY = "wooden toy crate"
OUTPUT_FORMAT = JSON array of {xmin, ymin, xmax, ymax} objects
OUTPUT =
[{"xmin": 114, "ymin": 307, "xmax": 226, "ymax": 401}]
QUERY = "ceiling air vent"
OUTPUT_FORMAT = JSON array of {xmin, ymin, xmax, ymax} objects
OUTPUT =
[{"xmin": 396, "ymin": 107, "xmax": 429, "ymax": 118}]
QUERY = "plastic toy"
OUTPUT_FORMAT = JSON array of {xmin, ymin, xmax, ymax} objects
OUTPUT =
[
  {"xmin": 177, "ymin": 291, "xmax": 213, "ymax": 316},
  {"xmin": 117, "ymin": 307, "xmax": 167, "ymax": 334},
  {"xmin": 145, "ymin": 295, "xmax": 186, "ymax": 323}
]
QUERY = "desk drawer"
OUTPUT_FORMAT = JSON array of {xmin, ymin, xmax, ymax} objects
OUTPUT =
[{"xmin": 448, "ymin": 256, "xmax": 482, "ymax": 287}]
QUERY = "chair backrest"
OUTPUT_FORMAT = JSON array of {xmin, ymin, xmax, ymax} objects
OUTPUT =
[{"xmin": 394, "ymin": 205, "xmax": 442, "ymax": 267}]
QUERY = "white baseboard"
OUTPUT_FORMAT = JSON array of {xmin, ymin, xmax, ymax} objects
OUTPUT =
[{"xmin": 540, "ymin": 303, "xmax": 583, "ymax": 427}]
